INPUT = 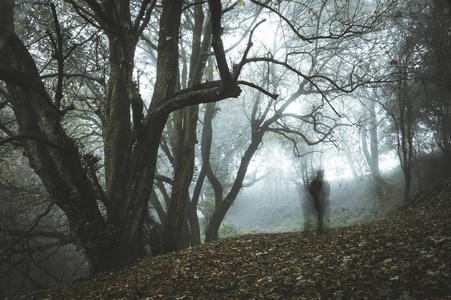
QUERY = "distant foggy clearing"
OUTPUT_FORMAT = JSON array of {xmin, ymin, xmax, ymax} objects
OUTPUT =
[{"xmin": 225, "ymin": 167, "xmax": 405, "ymax": 233}]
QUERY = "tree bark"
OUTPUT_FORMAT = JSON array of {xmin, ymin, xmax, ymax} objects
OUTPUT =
[
  {"xmin": 361, "ymin": 99, "xmax": 387, "ymax": 213},
  {"xmin": 162, "ymin": 1, "xmax": 210, "ymax": 252},
  {"xmin": 0, "ymin": 0, "xmax": 14, "ymax": 47},
  {"xmin": 163, "ymin": 105, "xmax": 198, "ymax": 252},
  {"xmin": 0, "ymin": 34, "xmax": 119, "ymax": 273},
  {"xmin": 0, "ymin": 0, "xmax": 243, "ymax": 274},
  {"xmin": 398, "ymin": 79, "xmax": 414, "ymax": 206},
  {"xmin": 205, "ymin": 126, "xmax": 264, "ymax": 242}
]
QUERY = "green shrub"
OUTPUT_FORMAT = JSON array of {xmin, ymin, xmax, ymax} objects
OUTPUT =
[
  {"xmin": 218, "ymin": 221, "xmax": 259, "ymax": 238},
  {"xmin": 218, "ymin": 221, "xmax": 245, "ymax": 238}
]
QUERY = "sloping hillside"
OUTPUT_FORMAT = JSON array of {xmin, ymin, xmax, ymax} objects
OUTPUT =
[{"xmin": 26, "ymin": 178, "xmax": 451, "ymax": 299}]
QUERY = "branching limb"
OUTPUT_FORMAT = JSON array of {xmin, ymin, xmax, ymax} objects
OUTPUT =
[
  {"xmin": 64, "ymin": 0, "xmax": 108, "ymax": 32},
  {"xmin": 49, "ymin": 2, "xmax": 64, "ymax": 110},
  {"xmin": 0, "ymin": 134, "xmax": 64, "ymax": 150},
  {"xmin": 237, "ymin": 80, "xmax": 278, "ymax": 100},
  {"xmin": 150, "ymin": 80, "xmax": 241, "ymax": 116},
  {"xmin": 231, "ymin": 19, "xmax": 266, "ymax": 82},
  {"xmin": 267, "ymin": 123, "xmax": 339, "ymax": 146},
  {"xmin": 40, "ymin": 72, "xmax": 104, "ymax": 84},
  {"xmin": 134, "ymin": 0, "xmax": 157, "ymax": 36},
  {"xmin": 67, "ymin": 0, "xmax": 121, "ymax": 33},
  {"xmin": 249, "ymin": 0, "xmax": 311, "ymax": 42},
  {"xmin": 208, "ymin": 0, "xmax": 232, "ymax": 84}
]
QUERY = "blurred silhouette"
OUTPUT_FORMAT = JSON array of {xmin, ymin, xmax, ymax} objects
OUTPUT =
[{"xmin": 306, "ymin": 169, "xmax": 330, "ymax": 234}]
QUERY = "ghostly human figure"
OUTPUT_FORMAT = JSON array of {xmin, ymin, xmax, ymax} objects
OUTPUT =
[{"xmin": 307, "ymin": 169, "xmax": 330, "ymax": 234}]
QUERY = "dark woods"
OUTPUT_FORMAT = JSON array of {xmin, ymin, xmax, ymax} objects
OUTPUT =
[{"xmin": 0, "ymin": 0, "xmax": 450, "ymax": 297}]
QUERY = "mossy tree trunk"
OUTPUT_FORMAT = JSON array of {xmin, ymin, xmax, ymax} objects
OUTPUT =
[
  {"xmin": 163, "ymin": 0, "xmax": 211, "ymax": 252},
  {"xmin": 0, "ymin": 0, "xmax": 241, "ymax": 273}
]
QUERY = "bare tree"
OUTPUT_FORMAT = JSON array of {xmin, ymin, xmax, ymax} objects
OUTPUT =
[
  {"xmin": 0, "ymin": 0, "xmax": 399, "ymax": 279},
  {"xmin": 0, "ymin": 0, "xmax": 242, "ymax": 273}
]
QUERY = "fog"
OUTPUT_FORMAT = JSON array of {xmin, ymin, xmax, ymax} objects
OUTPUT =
[
  {"xmin": 1, "ymin": 0, "xmax": 450, "ymax": 297},
  {"xmin": 223, "ymin": 148, "xmax": 401, "ymax": 233}
]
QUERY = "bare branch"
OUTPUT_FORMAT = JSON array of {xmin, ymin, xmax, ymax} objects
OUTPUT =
[
  {"xmin": 67, "ymin": 0, "xmax": 121, "ymax": 33},
  {"xmin": 231, "ymin": 19, "xmax": 266, "ymax": 81},
  {"xmin": 150, "ymin": 81, "xmax": 241, "ymax": 116},
  {"xmin": 249, "ymin": 0, "xmax": 311, "ymax": 42},
  {"xmin": 237, "ymin": 80, "xmax": 278, "ymax": 100},
  {"xmin": 208, "ymin": 0, "xmax": 232, "ymax": 84},
  {"xmin": 49, "ymin": 2, "xmax": 64, "ymax": 110},
  {"xmin": 135, "ymin": 0, "xmax": 158, "ymax": 36},
  {"xmin": 40, "ymin": 72, "xmax": 104, "ymax": 84},
  {"xmin": 0, "ymin": 134, "xmax": 64, "ymax": 150}
]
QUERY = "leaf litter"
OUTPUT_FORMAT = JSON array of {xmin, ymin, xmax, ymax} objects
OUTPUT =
[{"xmin": 27, "ymin": 179, "xmax": 451, "ymax": 299}]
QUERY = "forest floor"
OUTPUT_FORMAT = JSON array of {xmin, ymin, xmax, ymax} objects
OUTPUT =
[{"xmin": 27, "ymin": 178, "xmax": 451, "ymax": 299}]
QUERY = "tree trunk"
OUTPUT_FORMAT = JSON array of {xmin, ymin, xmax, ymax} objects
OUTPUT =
[
  {"xmin": 0, "ymin": 0, "xmax": 184, "ymax": 273},
  {"xmin": 205, "ymin": 128, "xmax": 264, "ymax": 242},
  {"xmin": 342, "ymin": 133, "xmax": 361, "ymax": 179},
  {"xmin": 162, "ymin": 1, "xmax": 210, "ymax": 252},
  {"xmin": 187, "ymin": 201, "xmax": 202, "ymax": 246},
  {"xmin": 163, "ymin": 105, "xmax": 198, "ymax": 253},
  {"xmin": 98, "ymin": 0, "xmax": 180, "ymax": 268},
  {"xmin": 102, "ymin": 41, "xmax": 133, "ymax": 209},
  {"xmin": 403, "ymin": 165, "xmax": 412, "ymax": 207},
  {"xmin": 361, "ymin": 99, "xmax": 386, "ymax": 213},
  {"xmin": 401, "ymin": 77, "xmax": 414, "ymax": 206},
  {"xmin": 1, "ymin": 0, "xmax": 244, "ymax": 274},
  {"xmin": 0, "ymin": 0, "xmax": 14, "ymax": 46},
  {"xmin": 0, "ymin": 33, "xmax": 121, "ymax": 274}
]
